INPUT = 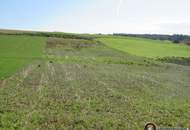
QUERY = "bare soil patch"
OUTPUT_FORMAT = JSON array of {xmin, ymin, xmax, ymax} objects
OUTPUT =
[{"xmin": 46, "ymin": 38, "xmax": 97, "ymax": 49}]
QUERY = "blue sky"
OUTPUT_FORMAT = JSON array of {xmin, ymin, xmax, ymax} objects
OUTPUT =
[{"xmin": 1, "ymin": 0, "xmax": 190, "ymax": 34}]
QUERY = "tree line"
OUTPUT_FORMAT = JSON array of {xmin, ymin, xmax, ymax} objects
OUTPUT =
[
  {"xmin": 113, "ymin": 33, "xmax": 190, "ymax": 45},
  {"xmin": 0, "ymin": 30, "xmax": 94, "ymax": 40}
]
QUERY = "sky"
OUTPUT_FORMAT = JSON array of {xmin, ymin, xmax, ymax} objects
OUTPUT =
[{"xmin": 0, "ymin": 0, "xmax": 190, "ymax": 34}]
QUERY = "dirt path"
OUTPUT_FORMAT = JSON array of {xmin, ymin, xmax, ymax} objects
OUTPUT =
[{"xmin": 0, "ymin": 79, "xmax": 6, "ymax": 87}]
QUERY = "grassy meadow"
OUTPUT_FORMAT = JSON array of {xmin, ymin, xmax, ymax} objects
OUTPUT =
[
  {"xmin": 0, "ymin": 33, "xmax": 190, "ymax": 130},
  {"xmin": 0, "ymin": 35, "xmax": 45, "ymax": 79},
  {"xmin": 99, "ymin": 37, "xmax": 190, "ymax": 58}
]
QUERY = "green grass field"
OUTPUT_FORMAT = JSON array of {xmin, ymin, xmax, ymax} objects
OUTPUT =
[
  {"xmin": 0, "ymin": 35, "xmax": 45, "ymax": 79},
  {"xmin": 99, "ymin": 37, "xmax": 190, "ymax": 58},
  {"xmin": 0, "ymin": 34, "xmax": 190, "ymax": 130}
]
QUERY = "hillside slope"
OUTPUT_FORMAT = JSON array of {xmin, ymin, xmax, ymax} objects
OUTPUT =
[
  {"xmin": 0, "ymin": 35, "xmax": 190, "ymax": 129},
  {"xmin": 99, "ymin": 37, "xmax": 190, "ymax": 58}
]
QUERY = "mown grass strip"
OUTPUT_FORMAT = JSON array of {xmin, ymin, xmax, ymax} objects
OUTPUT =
[
  {"xmin": 0, "ymin": 35, "xmax": 46, "ymax": 79},
  {"xmin": 98, "ymin": 37, "xmax": 190, "ymax": 58}
]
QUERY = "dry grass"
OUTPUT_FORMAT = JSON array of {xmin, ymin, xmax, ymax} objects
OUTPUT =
[{"xmin": 46, "ymin": 38, "xmax": 97, "ymax": 49}]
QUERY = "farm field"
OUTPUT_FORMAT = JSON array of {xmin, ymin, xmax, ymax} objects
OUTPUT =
[
  {"xmin": 0, "ymin": 34, "xmax": 190, "ymax": 129},
  {"xmin": 99, "ymin": 37, "xmax": 190, "ymax": 58},
  {"xmin": 0, "ymin": 35, "xmax": 45, "ymax": 79}
]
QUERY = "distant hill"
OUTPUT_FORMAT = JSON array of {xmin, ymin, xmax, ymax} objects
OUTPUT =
[
  {"xmin": 0, "ymin": 29, "xmax": 38, "ymax": 33},
  {"xmin": 0, "ymin": 29, "xmax": 95, "ymax": 40},
  {"xmin": 1, "ymin": 29, "xmax": 190, "ymax": 45}
]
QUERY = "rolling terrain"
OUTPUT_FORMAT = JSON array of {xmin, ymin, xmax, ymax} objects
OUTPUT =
[{"xmin": 0, "ymin": 33, "xmax": 190, "ymax": 129}]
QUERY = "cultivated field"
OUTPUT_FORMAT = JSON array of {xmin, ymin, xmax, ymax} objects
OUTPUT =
[
  {"xmin": 99, "ymin": 37, "xmax": 190, "ymax": 58},
  {"xmin": 0, "ymin": 35, "xmax": 45, "ymax": 79},
  {"xmin": 0, "ymin": 34, "xmax": 190, "ymax": 129}
]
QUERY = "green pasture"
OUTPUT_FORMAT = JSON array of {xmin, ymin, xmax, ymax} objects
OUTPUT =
[
  {"xmin": 98, "ymin": 37, "xmax": 190, "ymax": 58},
  {"xmin": 0, "ymin": 35, "xmax": 45, "ymax": 79},
  {"xmin": 0, "ymin": 35, "xmax": 189, "ymax": 129}
]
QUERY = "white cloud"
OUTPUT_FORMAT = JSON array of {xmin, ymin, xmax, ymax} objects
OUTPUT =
[
  {"xmin": 34, "ymin": 0, "xmax": 190, "ymax": 35},
  {"xmin": 157, "ymin": 21, "xmax": 190, "ymax": 35},
  {"xmin": 116, "ymin": 0, "xmax": 123, "ymax": 16}
]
